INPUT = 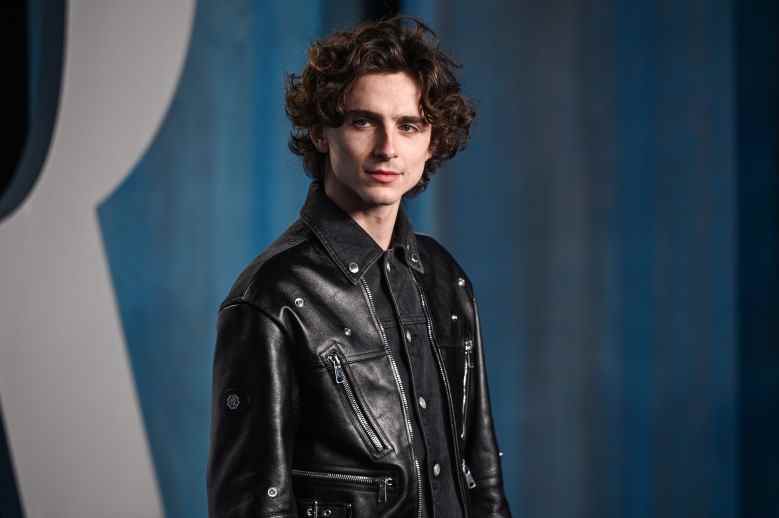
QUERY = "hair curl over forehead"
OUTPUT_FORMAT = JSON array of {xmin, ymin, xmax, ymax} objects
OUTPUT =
[{"xmin": 285, "ymin": 16, "xmax": 475, "ymax": 196}]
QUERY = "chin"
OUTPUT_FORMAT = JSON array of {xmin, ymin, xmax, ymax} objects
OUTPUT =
[
  {"xmin": 357, "ymin": 184, "xmax": 405, "ymax": 205},
  {"xmin": 359, "ymin": 192, "xmax": 401, "ymax": 207}
]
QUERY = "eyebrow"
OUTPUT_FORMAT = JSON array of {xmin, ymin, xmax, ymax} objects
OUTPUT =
[{"xmin": 345, "ymin": 109, "xmax": 428, "ymax": 125}]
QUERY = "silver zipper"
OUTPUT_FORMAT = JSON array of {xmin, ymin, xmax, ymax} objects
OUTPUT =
[
  {"xmin": 462, "ymin": 459, "xmax": 477, "ymax": 489},
  {"xmin": 359, "ymin": 278, "xmax": 423, "ymax": 518},
  {"xmin": 291, "ymin": 468, "xmax": 394, "ymax": 503},
  {"xmin": 412, "ymin": 277, "xmax": 474, "ymax": 513},
  {"xmin": 460, "ymin": 339, "xmax": 474, "ymax": 440},
  {"xmin": 327, "ymin": 353, "xmax": 386, "ymax": 452},
  {"xmin": 414, "ymin": 458, "xmax": 423, "ymax": 518}
]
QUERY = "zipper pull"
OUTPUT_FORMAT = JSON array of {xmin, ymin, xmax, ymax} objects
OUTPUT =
[
  {"xmin": 328, "ymin": 354, "xmax": 345, "ymax": 384},
  {"xmin": 462, "ymin": 460, "xmax": 477, "ymax": 489},
  {"xmin": 464, "ymin": 339, "xmax": 474, "ymax": 367},
  {"xmin": 377, "ymin": 476, "xmax": 393, "ymax": 503}
]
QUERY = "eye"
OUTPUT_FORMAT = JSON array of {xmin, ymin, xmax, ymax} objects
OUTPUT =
[
  {"xmin": 399, "ymin": 123, "xmax": 420, "ymax": 133},
  {"xmin": 351, "ymin": 117, "xmax": 372, "ymax": 128}
]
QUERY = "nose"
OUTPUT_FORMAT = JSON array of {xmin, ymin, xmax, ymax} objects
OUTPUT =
[{"xmin": 372, "ymin": 126, "xmax": 398, "ymax": 160}]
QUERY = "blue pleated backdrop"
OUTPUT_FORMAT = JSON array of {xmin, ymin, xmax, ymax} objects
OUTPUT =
[{"xmin": 89, "ymin": 1, "xmax": 778, "ymax": 518}]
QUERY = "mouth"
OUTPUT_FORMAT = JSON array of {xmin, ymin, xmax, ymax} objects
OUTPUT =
[{"xmin": 366, "ymin": 169, "xmax": 402, "ymax": 184}]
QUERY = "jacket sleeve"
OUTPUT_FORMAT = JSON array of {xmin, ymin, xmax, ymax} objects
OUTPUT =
[
  {"xmin": 464, "ymin": 296, "xmax": 512, "ymax": 517},
  {"xmin": 207, "ymin": 300, "xmax": 300, "ymax": 518}
]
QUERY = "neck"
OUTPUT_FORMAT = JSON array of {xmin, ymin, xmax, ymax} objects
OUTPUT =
[
  {"xmin": 351, "ymin": 206, "xmax": 398, "ymax": 251},
  {"xmin": 323, "ymin": 176, "xmax": 399, "ymax": 251}
]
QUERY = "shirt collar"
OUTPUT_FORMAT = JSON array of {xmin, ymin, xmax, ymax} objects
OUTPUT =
[{"xmin": 300, "ymin": 182, "xmax": 425, "ymax": 285}]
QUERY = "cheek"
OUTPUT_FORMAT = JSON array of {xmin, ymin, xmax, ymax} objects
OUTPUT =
[
  {"xmin": 330, "ymin": 134, "xmax": 368, "ymax": 165},
  {"xmin": 326, "ymin": 141, "xmax": 353, "ymax": 174},
  {"xmin": 408, "ymin": 139, "xmax": 432, "ymax": 169},
  {"xmin": 405, "ymin": 153, "xmax": 429, "ymax": 184}
]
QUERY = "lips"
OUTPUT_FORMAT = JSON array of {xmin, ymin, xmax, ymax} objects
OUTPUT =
[{"xmin": 366, "ymin": 169, "xmax": 401, "ymax": 183}]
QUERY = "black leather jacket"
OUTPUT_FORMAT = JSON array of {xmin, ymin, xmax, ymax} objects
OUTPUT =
[{"xmin": 208, "ymin": 183, "xmax": 511, "ymax": 518}]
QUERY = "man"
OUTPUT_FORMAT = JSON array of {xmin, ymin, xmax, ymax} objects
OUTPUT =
[{"xmin": 208, "ymin": 17, "xmax": 511, "ymax": 518}]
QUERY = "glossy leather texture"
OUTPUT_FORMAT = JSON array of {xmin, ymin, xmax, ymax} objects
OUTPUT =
[{"xmin": 208, "ymin": 183, "xmax": 511, "ymax": 518}]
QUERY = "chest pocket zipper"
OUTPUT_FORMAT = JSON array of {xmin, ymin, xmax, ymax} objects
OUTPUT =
[
  {"xmin": 327, "ymin": 353, "xmax": 388, "ymax": 454},
  {"xmin": 460, "ymin": 339, "xmax": 474, "ymax": 441},
  {"xmin": 460, "ymin": 340, "xmax": 478, "ymax": 490}
]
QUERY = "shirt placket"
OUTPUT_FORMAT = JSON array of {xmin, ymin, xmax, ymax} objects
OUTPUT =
[{"xmin": 378, "ymin": 248, "xmax": 464, "ymax": 518}]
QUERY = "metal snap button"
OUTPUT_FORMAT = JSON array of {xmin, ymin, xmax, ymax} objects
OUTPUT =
[
  {"xmin": 344, "ymin": 327, "xmax": 352, "ymax": 336},
  {"xmin": 410, "ymin": 253, "xmax": 419, "ymax": 263},
  {"xmin": 348, "ymin": 262, "xmax": 359, "ymax": 273},
  {"xmin": 457, "ymin": 277, "xmax": 466, "ymax": 287},
  {"xmin": 225, "ymin": 393, "xmax": 240, "ymax": 411},
  {"xmin": 451, "ymin": 313, "xmax": 458, "ymax": 321},
  {"xmin": 418, "ymin": 396, "xmax": 427, "ymax": 409},
  {"xmin": 405, "ymin": 329, "xmax": 412, "ymax": 342},
  {"xmin": 322, "ymin": 509, "xmax": 333, "ymax": 517},
  {"xmin": 267, "ymin": 486, "xmax": 278, "ymax": 498},
  {"xmin": 432, "ymin": 463, "xmax": 441, "ymax": 477},
  {"xmin": 294, "ymin": 297, "xmax": 304, "ymax": 308}
]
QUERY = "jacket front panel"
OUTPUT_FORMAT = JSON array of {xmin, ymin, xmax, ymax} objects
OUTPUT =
[{"xmin": 207, "ymin": 183, "xmax": 511, "ymax": 518}]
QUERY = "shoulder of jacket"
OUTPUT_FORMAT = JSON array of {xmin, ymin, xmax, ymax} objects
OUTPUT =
[
  {"xmin": 415, "ymin": 233, "xmax": 476, "ymax": 299},
  {"xmin": 220, "ymin": 219, "xmax": 314, "ymax": 310},
  {"xmin": 415, "ymin": 232, "xmax": 452, "ymax": 259}
]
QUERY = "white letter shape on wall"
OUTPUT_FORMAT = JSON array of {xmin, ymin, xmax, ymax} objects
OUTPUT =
[{"xmin": 0, "ymin": 2, "xmax": 195, "ymax": 517}]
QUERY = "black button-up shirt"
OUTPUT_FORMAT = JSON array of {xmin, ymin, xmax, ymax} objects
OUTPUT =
[{"xmin": 301, "ymin": 184, "xmax": 465, "ymax": 518}]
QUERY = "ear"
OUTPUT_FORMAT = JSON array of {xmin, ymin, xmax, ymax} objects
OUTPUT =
[{"xmin": 310, "ymin": 126, "xmax": 329, "ymax": 153}]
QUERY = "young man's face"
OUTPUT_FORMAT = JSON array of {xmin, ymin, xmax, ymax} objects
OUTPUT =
[{"xmin": 315, "ymin": 71, "xmax": 433, "ymax": 213}]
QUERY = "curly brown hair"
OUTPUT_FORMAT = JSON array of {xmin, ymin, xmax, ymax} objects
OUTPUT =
[{"xmin": 284, "ymin": 16, "xmax": 475, "ymax": 196}]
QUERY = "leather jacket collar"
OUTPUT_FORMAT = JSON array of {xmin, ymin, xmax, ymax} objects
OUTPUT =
[{"xmin": 299, "ymin": 182, "xmax": 425, "ymax": 285}]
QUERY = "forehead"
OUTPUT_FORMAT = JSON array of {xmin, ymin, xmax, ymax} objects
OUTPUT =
[{"xmin": 344, "ymin": 71, "xmax": 423, "ymax": 115}]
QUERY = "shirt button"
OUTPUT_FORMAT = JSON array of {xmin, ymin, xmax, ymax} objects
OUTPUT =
[
  {"xmin": 432, "ymin": 463, "xmax": 441, "ymax": 477},
  {"xmin": 418, "ymin": 396, "xmax": 427, "ymax": 409}
]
